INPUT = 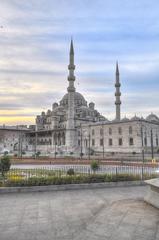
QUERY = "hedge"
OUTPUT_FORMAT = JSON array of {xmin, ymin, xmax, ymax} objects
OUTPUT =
[
  {"xmin": 0, "ymin": 173, "xmax": 142, "ymax": 187},
  {"xmin": 0, "ymin": 172, "xmax": 158, "ymax": 187}
]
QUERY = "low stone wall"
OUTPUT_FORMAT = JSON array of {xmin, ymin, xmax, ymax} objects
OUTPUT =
[
  {"xmin": 144, "ymin": 178, "xmax": 159, "ymax": 209},
  {"xmin": 0, "ymin": 180, "xmax": 145, "ymax": 194}
]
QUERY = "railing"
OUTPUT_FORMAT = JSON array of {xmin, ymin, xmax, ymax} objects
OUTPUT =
[{"xmin": 4, "ymin": 164, "xmax": 159, "ymax": 183}]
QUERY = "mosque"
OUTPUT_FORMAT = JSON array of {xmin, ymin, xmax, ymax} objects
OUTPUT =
[{"xmin": 0, "ymin": 40, "xmax": 159, "ymax": 157}]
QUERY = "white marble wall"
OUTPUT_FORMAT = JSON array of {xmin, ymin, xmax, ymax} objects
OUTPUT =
[{"xmin": 78, "ymin": 120, "xmax": 159, "ymax": 153}]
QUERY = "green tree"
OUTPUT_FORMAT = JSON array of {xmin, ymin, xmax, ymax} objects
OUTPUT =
[
  {"xmin": 90, "ymin": 160, "xmax": 99, "ymax": 174},
  {"xmin": 67, "ymin": 168, "xmax": 75, "ymax": 176},
  {"xmin": 0, "ymin": 155, "xmax": 11, "ymax": 178}
]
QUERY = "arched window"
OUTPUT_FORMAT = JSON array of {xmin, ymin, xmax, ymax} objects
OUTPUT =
[
  {"xmin": 118, "ymin": 127, "xmax": 122, "ymax": 135},
  {"xmin": 92, "ymin": 129, "xmax": 95, "ymax": 136},
  {"xmin": 129, "ymin": 126, "xmax": 133, "ymax": 134},
  {"xmin": 100, "ymin": 139, "xmax": 103, "ymax": 146},
  {"xmin": 100, "ymin": 128, "xmax": 103, "ymax": 136},
  {"xmin": 109, "ymin": 138, "xmax": 113, "ymax": 146},
  {"xmin": 119, "ymin": 138, "xmax": 123, "ymax": 146},
  {"xmin": 129, "ymin": 137, "xmax": 134, "ymax": 145},
  {"xmin": 109, "ymin": 128, "xmax": 112, "ymax": 135}
]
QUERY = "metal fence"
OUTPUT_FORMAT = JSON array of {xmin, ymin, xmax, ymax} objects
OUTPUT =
[{"xmin": 6, "ymin": 164, "xmax": 159, "ymax": 181}]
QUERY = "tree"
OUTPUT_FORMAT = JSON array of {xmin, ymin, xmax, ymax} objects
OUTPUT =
[
  {"xmin": 0, "ymin": 155, "xmax": 11, "ymax": 178},
  {"xmin": 90, "ymin": 160, "xmax": 99, "ymax": 174},
  {"xmin": 67, "ymin": 168, "xmax": 75, "ymax": 176}
]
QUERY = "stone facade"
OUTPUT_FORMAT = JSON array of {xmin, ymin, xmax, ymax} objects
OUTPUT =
[
  {"xmin": 0, "ymin": 126, "xmax": 30, "ymax": 154},
  {"xmin": 80, "ymin": 118, "xmax": 159, "ymax": 155},
  {"xmin": 0, "ymin": 40, "xmax": 159, "ymax": 157}
]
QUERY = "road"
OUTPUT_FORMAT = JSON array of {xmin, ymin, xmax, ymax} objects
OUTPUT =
[{"xmin": 11, "ymin": 164, "xmax": 159, "ymax": 176}]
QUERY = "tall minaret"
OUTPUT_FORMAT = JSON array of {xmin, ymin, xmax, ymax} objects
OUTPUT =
[
  {"xmin": 115, "ymin": 62, "xmax": 121, "ymax": 121},
  {"xmin": 66, "ymin": 39, "xmax": 76, "ymax": 151}
]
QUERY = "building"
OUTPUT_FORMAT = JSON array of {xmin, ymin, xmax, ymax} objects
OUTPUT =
[
  {"xmin": 0, "ymin": 125, "xmax": 30, "ymax": 155},
  {"xmin": 0, "ymin": 40, "xmax": 159, "ymax": 158}
]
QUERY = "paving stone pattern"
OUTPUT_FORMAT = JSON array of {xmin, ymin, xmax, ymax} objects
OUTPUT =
[{"xmin": 0, "ymin": 186, "xmax": 159, "ymax": 240}]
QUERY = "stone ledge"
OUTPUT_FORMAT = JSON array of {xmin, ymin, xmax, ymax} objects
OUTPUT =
[
  {"xmin": 0, "ymin": 180, "xmax": 145, "ymax": 194},
  {"xmin": 144, "ymin": 178, "xmax": 159, "ymax": 209}
]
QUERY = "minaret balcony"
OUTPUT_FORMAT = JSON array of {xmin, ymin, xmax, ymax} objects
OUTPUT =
[
  {"xmin": 67, "ymin": 86, "xmax": 75, "ymax": 92},
  {"xmin": 68, "ymin": 64, "xmax": 75, "ymax": 70},
  {"xmin": 115, "ymin": 101, "xmax": 121, "ymax": 105},
  {"xmin": 68, "ymin": 76, "xmax": 75, "ymax": 81},
  {"xmin": 115, "ymin": 92, "xmax": 121, "ymax": 96},
  {"xmin": 115, "ymin": 83, "xmax": 121, "ymax": 87}
]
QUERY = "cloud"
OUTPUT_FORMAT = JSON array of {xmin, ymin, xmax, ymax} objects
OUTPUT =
[{"xmin": 0, "ymin": 0, "xmax": 159, "ymax": 124}]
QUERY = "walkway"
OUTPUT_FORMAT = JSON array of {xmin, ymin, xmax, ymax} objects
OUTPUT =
[{"xmin": 0, "ymin": 186, "xmax": 159, "ymax": 240}]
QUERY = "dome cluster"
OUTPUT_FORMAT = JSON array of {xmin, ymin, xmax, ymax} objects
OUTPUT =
[
  {"xmin": 60, "ymin": 92, "xmax": 87, "ymax": 107},
  {"xmin": 120, "ymin": 113, "xmax": 159, "ymax": 123}
]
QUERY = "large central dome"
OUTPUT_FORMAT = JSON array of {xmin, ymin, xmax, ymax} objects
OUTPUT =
[{"xmin": 60, "ymin": 92, "xmax": 87, "ymax": 107}]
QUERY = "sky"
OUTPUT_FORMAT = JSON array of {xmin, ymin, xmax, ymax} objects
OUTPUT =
[{"xmin": 0, "ymin": 0, "xmax": 159, "ymax": 125}]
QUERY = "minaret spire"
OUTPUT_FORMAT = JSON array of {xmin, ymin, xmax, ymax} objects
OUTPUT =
[
  {"xmin": 67, "ymin": 38, "xmax": 75, "ymax": 92},
  {"xmin": 116, "ymin": 61, "xmax": 119, "ymax": 75},
  {"xmin": 115, "ymin": 61, "xmax": 121, "ymax": 121},
  {"xmin": 70, "ymin": 38, "xmax": 74, "ymax": 55},
  {"xmin": 66, "ymin": 39, "xmax": 76, "ymax": 152}
]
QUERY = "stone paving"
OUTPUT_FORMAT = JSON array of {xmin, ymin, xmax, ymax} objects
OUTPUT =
[{"xmin": 0, "ymin": 186, "xmax": 159, "ymax": 240}]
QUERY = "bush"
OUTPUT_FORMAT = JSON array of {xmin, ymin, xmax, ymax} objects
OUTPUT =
[
  {"xmin": 90, "ymin": 160, "xmax": 99, "ymax": 173},
  {"xmin": 67, "ymin": 168, "xmax": 75, "ymax": 176},
  {"xmin": 36, "ymin": 151, "xmax": 41, "ymax": 157},
  {"xmin": 2, "ymin": 173, "xmax": 144, "ymax": 187},
  {"xmin": 4, "ymin": 151, "xmax": 9, "ymax": 155},
  {"xmin": 132, "ymin": 151, "xmax": 136, "ymax": 155},
  {"xmin": 0, "ymin": 155, "xmax": 11, "ymax": 177},
  {"xmin": 80, "ymin": 152, "xmax": 84, "ymax": 157}
]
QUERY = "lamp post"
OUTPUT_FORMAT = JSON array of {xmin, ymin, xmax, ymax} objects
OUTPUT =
[
  {"xmin": 80, "ymin": 124, "xmax": 83, "ymax": 159},
  {"xmin": 18, "ymin": 130, "xmax": 23, "ymax": 160},
  {"xmin": 102, "ymin": 123, "xmax": 105, "ymax": 159},
  {"xmin": 54, "ymin": 139, "xmax": 57, "ymax": 159},
  {"xmin": 88, "ymin": 130, "xmax": 91, "ymax": 160},
  {"xmin": 140, "ymin": 122, "xmax": 145, "ymax": 163},
  {"xmin": 151, "ymin": 128, "xmax": 154, "ymax": 160},
  {"xmin": 140, "ymin": 121, "xmax": 144, "ymax": 180},
  {"xmin": 83, "ymin": 129, "xmax": 89, "ymax": 159},
  {"xmin": 35, "ymin": 131, "xmax": 37, "ymax": 159}
]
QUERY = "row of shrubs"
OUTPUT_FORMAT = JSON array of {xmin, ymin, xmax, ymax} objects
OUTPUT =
[{"xmin": 1, "ymin": 173, "xmax": 158, "ymax": 187}]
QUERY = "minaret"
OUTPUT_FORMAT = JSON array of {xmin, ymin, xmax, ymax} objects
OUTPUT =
[
  {"xmin": 66, "ymin": 39, "xmax": 76, "ymax": 151},
  {"xmin": 115, "ymin": 62, "xmax": 121, "ymax": 121}
]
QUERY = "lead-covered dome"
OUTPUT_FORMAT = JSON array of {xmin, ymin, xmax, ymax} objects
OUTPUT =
[
  {"xmin": 131, "ymin": 115, "xmax": 141, "ymax": 121},
  {"xmin": 60, "ymin": 92, "xmax": 87, "ymax": 107},
  {"xmin": 146, "ymin": 113, "xmax": 159, "ymax": 122}
]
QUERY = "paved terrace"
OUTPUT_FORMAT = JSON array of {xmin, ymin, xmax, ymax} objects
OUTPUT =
[{"xmin": 0, "ymin": 186, "xmax": 159, "ymax": 240}]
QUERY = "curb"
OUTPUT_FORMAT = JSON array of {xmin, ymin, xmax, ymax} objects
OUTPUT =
[{"xmin": 0, "ymin": 181, "xmax": 146, "ymax": 194}]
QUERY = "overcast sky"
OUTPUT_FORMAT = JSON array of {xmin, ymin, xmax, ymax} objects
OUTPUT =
[{"xmin": 0, "ymin": 0, "xmax": 159, "ymax": 125}]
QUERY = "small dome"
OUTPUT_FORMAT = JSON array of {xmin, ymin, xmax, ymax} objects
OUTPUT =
[
  {"xmin": 89, "ymin": 102, "xmax": 95, "ymax": 110},
  {"xmin": 121, "ymin": 116, "xmax": 129, "ymax": 121},
  {"xmin": 47, "ymin": 109, "xmax": 52, "ymax": 115},
  {"xmin": 101, "ymin": 118, "xmax": 109, "ymax": 123},
  {"xmin": 131, "ymin": 115, "xmax": 141, "ymax": 121},
  {"xmin": 60, "ymin": 92, "xmax": 87, "ymax": 107},
  {"xmin": 52, "ymin": 102, "xmax": 58, "ymax": 109},
  {"xmin": 146, "ymin": 113, "xmax": 159, "ymax": 122}
]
